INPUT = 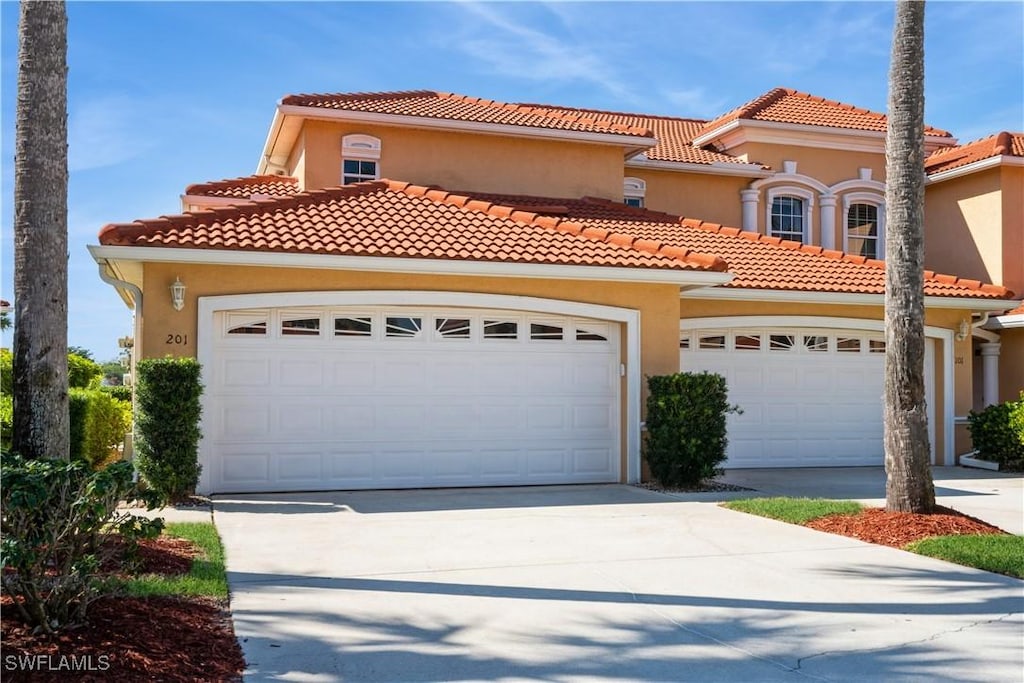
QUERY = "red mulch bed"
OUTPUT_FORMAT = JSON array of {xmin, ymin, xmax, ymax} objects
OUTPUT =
[
  {"xmin": 806, "ymin": 505, "xmax": 1006, "ymax": 548},
  {"xmin": 1, "ymin": 535, "xmax": 245, "ymax": 682}
]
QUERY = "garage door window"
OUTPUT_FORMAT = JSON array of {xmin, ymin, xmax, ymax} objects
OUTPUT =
[
  {"xmin": 386, "ymin": 316, "xmax": 423, "ymax": 338},
  {"xmin": 282, "ymin": 317, "xmax": 321, "ymax": 336},
  {"xmin": 837, "ymin": 337, "xmax": 861, "ymax": 352},
  {"xmin": 699, "ymin": 334, "xmax": 725, "ymax": 349},
  {"xmin": 803, "ymin": 335, "xmax": 829, "ymax": 352},
  {"xmin": 435, "ymin": 318, "xmax": 471, "ymax": 339},
  {"xmin": 769, "ymin": 334, "xmax": 795, "ymax": 351},
  {"xmin": 334, "ymin": 317, "xmax": 372, "ymax": 337},
  {"xmin": 734, "ymin": 334, "xmax": 761, "ymax": 351},
  {"xmin": 484, "ymin": 320, "xmax": 518, "ymax": 340},
  {"xmin": 576, "ymin": 326, "xmax": 608, "ymax": 342},
  {"xmin": 869, "ymin": 339, "xmax": 886, "ymax": 353},
  {"xmin": 530, "ymin": 323, "xmax": 563, "ymax": 340}
]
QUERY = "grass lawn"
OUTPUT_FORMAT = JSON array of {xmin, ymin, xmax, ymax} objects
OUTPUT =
[
  {"xmin": 120, "ymin": 521, "xmax": 229, "ymax": 598},
  {"xmin": 722, "ymin": 497, "xmax": 863, "ymax": 524},
  {"xmin": 907, "ymin": 535, "xmax": 1024, "ymax": 579}
]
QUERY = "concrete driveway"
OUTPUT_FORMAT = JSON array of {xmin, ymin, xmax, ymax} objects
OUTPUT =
[{"xmin": 213, "ymin": 484, "xmax": 1022, "ymax": 682}]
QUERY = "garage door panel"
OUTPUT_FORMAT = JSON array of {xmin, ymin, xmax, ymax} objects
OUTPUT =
[
  {"xmin": 209, "ymin": 308, "xmax": 620, "ymax": 492},
  {"xmin": 682, "ymin": 328, "xmax": 933, "ymax": 468}
]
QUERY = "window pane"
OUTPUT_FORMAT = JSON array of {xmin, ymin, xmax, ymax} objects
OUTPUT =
[
  {"xmin": 282, "ymin": 318, "xmax": 320, "ymax": 336},
  {"xmin": 228, "ymin": 321, "xmax": 267, "ymax": 335},
  {"xmin": 837, "ymin": 337, "xmax": 861, "ymax": 352},
  {"xmin": 734, "ymin": 334, "xmax": 761, "ymax": 351},
  {"xmin": 869, "ymin": 339, "xmax": 886, "ymax": 353},
  {"xmin": 699, "ymin": 334, "xmax": 726, "ymax": 350},
  {"xmin": 343, "ymin": 159, "xmax": 360, "ymax": 174},
  {"xmin": 803, "ymin": 335, "xmax": 828, "ymax": 352},
  {"xmin": 770, "ymin": 334, "xmax": 795, "ymax": 351},
  {"xmin": 847, "ymin": 204, "xmax": 878, "ymax": 258},
  {"xmin": 770, "ymin": 196, "xmax": 804, "ymax": 243},
  {"xmin": 436, "ymin": 318, "xmax": 471, "ymax": 338},
  {"xmin": 334, "ymin": 317, "xmax": 372, "ymax": 337},
  {"xmin": 576, "ymin": 328, "xmax": 608, "ymax": 341},
  {"xmin": 359, "ymin": 160, "xmax": 377, "ymax": 176},
  {"xmin": 624, "ymin": 196, "xmax": 643, "ymax": 208},
  {"xmin": 483, "ymin": 320, "xmax": 518, "ymax": 339},
  {"xmin": 679, "ymin": 336, "xmax": 690, "ymax": 349},
  {"xmin": 530, "ymin": 323, "xmax": 563, "ymax": 340},
  {"xmin": 386, "ymin": 316, "xmax": 422, "ymax": 338}
]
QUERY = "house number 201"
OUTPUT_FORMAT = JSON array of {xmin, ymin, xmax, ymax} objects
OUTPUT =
[{"xmin": 166, "ymin": 334, "xmax": 188, "ymax": 345}]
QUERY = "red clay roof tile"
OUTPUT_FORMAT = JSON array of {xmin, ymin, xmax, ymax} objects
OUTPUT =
[
  {"xmin": 699, "ymin": 87, "xmax": 952, "ymax": 138},
  {"xmin": 101, "ymin": 179, "xmax": 1013, "ymax": 301},
  {"xmin": 281, "ymin": 90, "xmax": 654, "ymax": 139},
  {"xmin": 184, "ymin": 175, "xmax": 299, "ymax": 199},
  {"xmin": 925, "ymin": 131, "xmax": 1024, "ymax": 174}
]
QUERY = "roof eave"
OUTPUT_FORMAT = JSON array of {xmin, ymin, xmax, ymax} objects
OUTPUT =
[
  {"xmin": 626, "ymin": 155, "xmax": 772, "ymax": 178},
  {"xmin": 88, "ymin": 245, "xmax": 734, "ymax": 288},
  {"xmin": 680, "ymin": 285, "xmax": 1017, "ymax": 311},
  {"xmin": 927, "ymin": 155, "xmax": 1024, "ymax": 184},
  {"xmin": 692, "ymin": 119, "xmax": 956, "ymax": 154}
]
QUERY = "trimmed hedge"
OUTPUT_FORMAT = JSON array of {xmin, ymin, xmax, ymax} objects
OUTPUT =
[
  {"xmin": 644, "ymin": 372, "xmax": 741, "ymax": 488},
  {"xmin": 68, "ymin": 353, "xmax": 102, "ymax": 389},
  {"xmin": 968, "ymin": 393, "xmax": 1024, "ymax": 469},
  {"xmin": 100, "ymin": 384, "xmax": 133, "ymax": 402},
  {"xmin": 69, "ymin": 388, "xmax": 131, "ymax": 469},
  {"xmin": 135, "ymin": 357, "xmax": 203, "ymax": 503}
]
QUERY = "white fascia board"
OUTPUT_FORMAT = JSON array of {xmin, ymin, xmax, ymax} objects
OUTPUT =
[
  {"xmin": 694, "ymin": 119, "xmax": 953, "ymax": 155},
  {"xmin": 625, "ymin": 156, "xmax": 772, "ymax": 178},
  {"xmin": 680, "ymin": 285, "xmax": 1018, "ymax": 311},
  {"xmin": 257, "ymin": 108, "xmax": 286, "ymax": 175},
  {"xmin": 87, "ymin": 245, "xmax": 733, "ymax": 287},
  {"xmin": 926, "ymin": 155, "xmax": 1024, "ymax": 184},
  {"xmin": 986, "ymin": 313, "xmax": 1024, "ymax": 329},
  {"xmin": 271, "ymin": 104, "xmax": 658, "ymax": 155}
]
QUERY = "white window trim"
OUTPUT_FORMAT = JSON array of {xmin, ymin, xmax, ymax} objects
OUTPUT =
[
  {"xmin": 623, "ymin": 177, "xmax": 646, "ymax": 207},
  {"xmin": 341, "ymin": 134, "xmax": 381, "ymax": 160},
  {"xmin": 842, "ymin": 192, "xmax": 886, "ymax": 259},
  {"xmin": 765, "ymin": 186, "xmax": 815, "ymax": 244}
]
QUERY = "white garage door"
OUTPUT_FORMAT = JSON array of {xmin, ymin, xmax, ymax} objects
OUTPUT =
[
  {"xmin": 680, "ymin": 328, "xmax": 934, "ymax": 468},
  {"xmin": 205, "ymin": 306, "xmax": 621, "ymax": 493}
]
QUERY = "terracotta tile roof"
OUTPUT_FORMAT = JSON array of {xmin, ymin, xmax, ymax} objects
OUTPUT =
[
  {"xmin": 185, "ymin": 175, "xmax": 300, "ymax": 199},
  {"xmin": 925, "ymin": 131, "xmax": 1024, "ymax": 174},
  {"xmin": 699, "ymin": 87, "xmax": 953, "ymax": 138},
  {"xmin": 458, "ymin": 191, "xmax": 1010, "ymax": 300},
  {"xmin": 99, "ymin": 180, "xmax": 722, "ymax": 273},
  {"xmin": 512, "ymin": 103, "xmax": 761, "ymax": 167},
  {"xmin": 101, "ymin": 179, "xmax": 1013, "ymax": 301},
  {"xmin": 281, "ymin": 90, "xmax": 654, "ymax": 139}
]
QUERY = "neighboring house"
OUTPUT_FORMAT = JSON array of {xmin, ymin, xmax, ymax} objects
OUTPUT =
[{"xmin": 89, "ymin": 87, "xmax": 1021, "ymax": 495}]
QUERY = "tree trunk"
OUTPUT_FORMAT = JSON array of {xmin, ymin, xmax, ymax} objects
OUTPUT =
[
  {"xmin": 884, "ymin": 0, "xmax": 935, "ymax": 513},
  {"xmin": 12, "ymin": 0, "xmax": 69, "ymax": 461}
]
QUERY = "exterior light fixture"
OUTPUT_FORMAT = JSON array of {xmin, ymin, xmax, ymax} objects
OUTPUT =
[
  {"xmin": 955, "ymin": 319, "xmax": 969, "ymax": 342},
  {"xmin": 170, "ymin": 277, "xmax": 186, "ymax": 311}
]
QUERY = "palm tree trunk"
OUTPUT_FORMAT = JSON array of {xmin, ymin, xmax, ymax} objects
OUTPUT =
[
  {"xmin": 884, "ymin": 0, "xmax": 935, "ymax": 513},
  {"xmin": 12, "ymin": 0, "xmax": 69, "ymax": 460}
]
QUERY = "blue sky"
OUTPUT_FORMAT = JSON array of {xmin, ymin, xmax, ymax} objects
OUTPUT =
[{"xmin": 1, "ymin": 1, "xmax": 1022, "ymax": 360}]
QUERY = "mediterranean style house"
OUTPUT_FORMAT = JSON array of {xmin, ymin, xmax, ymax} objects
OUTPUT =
[{"xmin": 90, "ymin": 87, "xmax": 1022, "ymax": 495}]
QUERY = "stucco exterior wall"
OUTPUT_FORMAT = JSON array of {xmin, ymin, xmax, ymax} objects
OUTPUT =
[
  {"xmin": 924, "ymin": 168, "xmax": 1003, "ymax": 287},
  {"xmin": 625, "ymin": 168, "xmax": 747, "ymax": 227},
  {"xmin": 999, "ymin": 166, "xmax": 1024, "ymax": 295},
  {"xmin": 732, "ymin": 143, "xmax": 885, "ymax": 187},
  {"xmin": 997, "ymin": 329, "xmax": 1024, "ymax": 404},
  {"xmin": 297, "ymin": 119, "xmax": 626, "ymax": 200}
]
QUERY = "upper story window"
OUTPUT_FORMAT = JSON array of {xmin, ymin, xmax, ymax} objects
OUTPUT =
[
  {"xmin": 341, "ymin": 134, "xmax": 381, "ymax": 185},
  {"xmin": 846, "ymin": 203, "xmax": 879, "ymax": 258},
  {"xmin": 623, "ymin": 177, "xmax": 646, "ymax": 208},
  {"xmin": 769, "ymin": 195, "xmax": 806, "ymax": 243}
]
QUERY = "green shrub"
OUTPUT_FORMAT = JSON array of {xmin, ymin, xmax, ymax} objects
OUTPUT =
[
  {"xmin": 135, "ymin": 357, "xmax": 203, "ymax": 503},
  {"xmin": 100, "ymin": 384, "xmax": 133, "ymax": 403},
  {"xmin": 644, "ymin": 372, "xmax": 741, "ymax": 488},
  {"xmin": 968, "ymin": 393, "xmax": 1024, "ymax": 468},
  {"xmin": 68, "ymin": 352, "xmax": 102, "ymax": 389},
  {"xmin": 0, "ymin": 348, "xmax": 11, "ymax": 396},
  {"xmin": 69, "ymin": 389, "xmax": 131, "ymax": 469},
  {"xmin": 0, "ymin": 453, "xmax": 163, "ymax": 633},
  {"xmin": 0, "ymin": 394, "xmax": 12, "ymax": 452}
]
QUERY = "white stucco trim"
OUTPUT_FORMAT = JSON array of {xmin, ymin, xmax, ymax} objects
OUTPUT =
[
  {"xmin": 678, "ymin": 315, "xmax": 952, "ymax": 464},
  {"xmin": 625, "ymin": 156, "xmax": 772, "ymax": 178},
  {"xmin": 196, "ymin": 291, "xmax": 644, "ymax": 492},
  {"xmin": 986, "ymin": 312, "xmax": 1024, "ymax": 329},
  {"xmin": 680, "ymin": 286, "xmax": 1018, "ymax": 311},
  {"xmin": 841, "ymin": 192, "xmax": 886, "ymax": 259},
  {"xmin": 88, "ymin": 245, "xmax": 734, "ymax": 288},
  {"xmin": 927, "ymin": 155, "xmax": 1024, "ymax": 184}
]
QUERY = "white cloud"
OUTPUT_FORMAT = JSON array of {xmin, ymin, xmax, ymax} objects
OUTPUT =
[{"xmin": 68, "ymin": 95, "xmax": 157, "ymax": 172}]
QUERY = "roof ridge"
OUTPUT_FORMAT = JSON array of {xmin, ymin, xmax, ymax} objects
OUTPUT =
[
  {"xmin": 185, "ymin": 174, "xmax": 298, "ymax": 195},
  {"xmin": 389, "ymin": 182, "xmax": 726, "ymax": 272},
  {"xmin": 282, "ymin": 89, "xmax": 439, "ymax": 105},
  {"xmin": 513, "ymin": 101, "xmax": 709, "ymax": 124}
]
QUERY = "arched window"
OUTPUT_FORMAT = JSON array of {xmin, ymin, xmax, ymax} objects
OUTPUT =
[
  {"xmin": 341, "ymin": 134, "xmax": 381, "ymax": 185},
  {"xmin": 846, "ymin": 203, "xmax": 880, "ymax": 258},
  {"xmin": 623, "ymin": 177, "xmax": 646, "ymax": 208}
]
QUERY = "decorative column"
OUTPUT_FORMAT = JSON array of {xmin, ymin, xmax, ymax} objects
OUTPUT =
[
  {"xmin": 740, "ymin": 189, "xmax": 759, "ymax": 232},
  {"xmin": 980, "ymin": 342, "xmax": 1001, "ymax": 407},
  {"xmin": 819, "ymin": 193, "xmax": 836, "ymax": 250}
]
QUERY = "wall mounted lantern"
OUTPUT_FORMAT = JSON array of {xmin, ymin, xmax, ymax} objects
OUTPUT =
[{"xmin": 170, "ymin": 277, "xmax": 186, "ymax": 311}]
